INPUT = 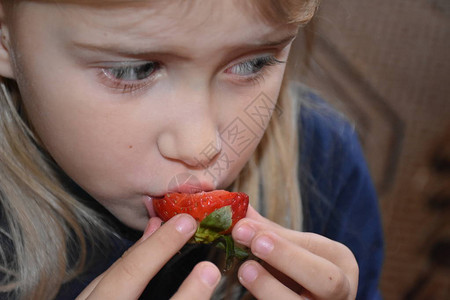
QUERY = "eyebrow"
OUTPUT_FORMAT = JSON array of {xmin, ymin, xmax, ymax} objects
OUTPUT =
[
  {"xmin": 246, "ymin": 33, "xmax": 297, "ymax": 48},
  {"xmin": 71, "ymin": 32, "xmax": 298, "ymax": 59}
]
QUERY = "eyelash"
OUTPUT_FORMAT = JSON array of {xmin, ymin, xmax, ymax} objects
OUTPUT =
[
  {"xmin": 99, "ymin": 62, "xmax": 160, "ymax": 94},
  {"xmin": 225, "ymin": 56, "xmax": 285, "ymax": 85},
  {"xmin": 98, "ymin": 55, "xmax": 285, "ymax": 94}
]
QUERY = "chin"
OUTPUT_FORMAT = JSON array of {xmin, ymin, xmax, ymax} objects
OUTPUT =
[
  {"xmin": 121, "ymin": 215, "xmax": 148, "ymax": 232},
  {"xmin": 106, "ymin": 203, "xmax": 150, "ymax": 232}
]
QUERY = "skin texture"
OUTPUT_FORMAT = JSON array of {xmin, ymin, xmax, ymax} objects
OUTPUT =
[{"xmin": 0, "ymin": 1, "xmax": 359, "ymax": 299}]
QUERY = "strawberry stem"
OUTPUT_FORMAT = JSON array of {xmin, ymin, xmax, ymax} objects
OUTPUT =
[{"xmin": 215, "ymin": 235, "xmax": 250, "ymax": 271}]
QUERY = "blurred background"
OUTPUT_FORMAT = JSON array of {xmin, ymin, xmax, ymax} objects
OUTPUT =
[{"xmin": 291, "ymin": 0, "xmax": 450, "ymax": 299}]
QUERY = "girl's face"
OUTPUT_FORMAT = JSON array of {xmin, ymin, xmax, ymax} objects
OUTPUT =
[{"xmin": 4, "ymin": 1, "xmax": 298, "ymax": 230}]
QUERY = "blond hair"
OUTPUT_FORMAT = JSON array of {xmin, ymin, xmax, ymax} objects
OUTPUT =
[
  {"xmin": 0, "ymin": 0, "xmax": 319, "ymax": 299},
  {"xmin": 234, "ymin": 0, "xmax": 319, "ymax": 229}
]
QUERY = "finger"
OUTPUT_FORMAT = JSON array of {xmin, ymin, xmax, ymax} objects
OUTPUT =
[
  {"xmin": 171, "ymin": 262, "xmax": 221, "ymax": 300},
  {"xmin": 238, "ymin": 260, "xmax": 304, "ymax": 300},
  {"xmin": 245, "ymin": 205, "xmax": 283, "ymax": 228},
  {"xmin": 87, "ymin": 214, "xmax": 197, "ymax": 299},
  {"xmin": 77, "ymin": 217, "xmax": 163, "ymax": 299},
  {"xmin": 248, "ymin": 231, "xmax": 351, "ymax": 300},
  {"xmin": 233, "ymin": 218, "xmax": 358, "ymax": 276},
  {"xmin": 139, "ymin": 216, "xmax": 163, "ymax": 242},
  {"xmin": 234, "ymin": 216, "xmax": 331, "ymax": 258},
  {"xmin": 119, "ymin": 217, "xmax": 163, "ymax": 261},
  {"xmin": 76, "ymin": 273, "xmax": 105, "ymax": 300}
]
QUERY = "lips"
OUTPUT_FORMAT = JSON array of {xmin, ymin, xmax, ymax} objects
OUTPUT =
[
  {"xmin": 143, "ymin": 182, "xmax": 215, "ymax": 218},
  {"xmin": 169, "ymin": 183, "xmax": 206, "ymax": 194},
  {"xmin": 167, "ymin": 173, "xmax": 213, "ymax": 194},
  {"xmin": 144, "ymin": 177, "xmax": 215, "ymax": 218}
]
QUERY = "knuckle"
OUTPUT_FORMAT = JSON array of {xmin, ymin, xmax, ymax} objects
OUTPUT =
[
  {"xmin": 302, "ymin": 232, "xmax": 319, "ymax": 253},
  {"xmin": 335, "ymin": 241, "xmax": 353, "ymax": 258},
  {"xmin": 115, "ymin": 257, "xmax": 141, "ymax": 281},
  {"xmin": 334, "ymin": 242, "xmax": 359, "ymax": 276},
  {"xmin": 348, "ymin": 257, "xmax": 359, "ymax": 278},
  {"xmin": 323, "ymin": 268, "xmax": 350, "ymax": 299}
]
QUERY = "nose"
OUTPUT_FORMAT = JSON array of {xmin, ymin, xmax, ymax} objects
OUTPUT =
[{"xmin": 157, "ymin": 93, "xmax": 221, "ymax": 168}]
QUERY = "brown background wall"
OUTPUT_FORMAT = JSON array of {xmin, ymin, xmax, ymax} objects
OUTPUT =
[{"xmin": 291, "ymin": 0, "xmax": 450, "ymax": 299}]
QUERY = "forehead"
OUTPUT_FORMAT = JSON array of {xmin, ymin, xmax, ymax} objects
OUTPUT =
[
  {"xmin": 9, "ymin": 0, "xmax": 303, "ymax": 26},
  {"xmin": 12, "ymin": 0, "xmax": 297, "ymax": 57},
  {"xmin": 15, "ymin": 0, "xmax": 273, "ymax": 24},
  {"xmin": 67, "ymin": 1, "xmax": 267, "ymax": 36}
]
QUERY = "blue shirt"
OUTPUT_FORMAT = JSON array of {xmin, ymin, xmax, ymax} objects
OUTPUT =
[
  {"xmin": 297, "ymin": 85, "xmax": 384, "ymax": 300},
  {"xmin": 53, "ymin": 86, "xmax": 384, "ymax": 299}
]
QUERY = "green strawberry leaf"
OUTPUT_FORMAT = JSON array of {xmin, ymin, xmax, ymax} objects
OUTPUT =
[
  {"xmin": 200, "ymin": 205, "xmax": 232, "ymax": 232},
  {"xmin": 191, "ymin": 205, "xmax": 250, "ymax": 269},
  {"xmin": 193, "ymin": 206, "xmax": 232, "ymax": 243}
]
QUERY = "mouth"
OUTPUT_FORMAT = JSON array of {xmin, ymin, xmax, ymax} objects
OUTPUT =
[
  {"xmin": 169, "ymin": 183, "xmax": 210, "ymax": 194},
  {"xmin": 143, "ymin": 183, "xmax": 215, "ymax": 218}
]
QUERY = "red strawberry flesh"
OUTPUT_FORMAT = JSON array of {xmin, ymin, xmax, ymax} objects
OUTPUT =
[{"xmin": 153, "ymin": 190, "xmax": 249, "ymax": 234}]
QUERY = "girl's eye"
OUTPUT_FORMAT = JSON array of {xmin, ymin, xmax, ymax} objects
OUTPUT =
[
  {"xmin": 226, "ymin": 55, "xmax": 285, "ymax": 80},
  {"xmin": 99, "ymin": 61, "xmax": 160, "ymax": 94},
  {"xmin": 104, "ymin": 62, "xmax": 159, "ymax": 81}
]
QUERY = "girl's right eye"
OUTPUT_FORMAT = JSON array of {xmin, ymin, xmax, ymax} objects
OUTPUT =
[
  {"xmin": 99, "ymin": 61, "xmax": 161, "ymax": 93},
  {"xmin": 105, "ymin": 62, "xmax": 158, "ymax": 81}
]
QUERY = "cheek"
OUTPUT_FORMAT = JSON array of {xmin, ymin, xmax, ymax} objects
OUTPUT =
[{"xmin": 16, "ymin": 61, "xmax": 162, "ymax": 198}]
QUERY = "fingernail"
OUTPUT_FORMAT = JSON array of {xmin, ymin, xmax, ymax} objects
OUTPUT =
[
  {"xmin": 239, "ymin": 263, "xmax": 258, "ymax": 283},
  {"xmin": 253, "ymin": 235, "xmax": 274, "ymax": 256},
  {"xmin": 175, "ymin": 215, "xmax": 195, "ymax": 234},
  {"xmin": 234, "ymin": 224, "xmax": 255, "ymax": 244},
  {"xmin": 200, "ymin": 264, "xmax": 220, "ymax": 287}
]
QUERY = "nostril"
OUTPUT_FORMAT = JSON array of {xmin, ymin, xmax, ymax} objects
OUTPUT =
[{"xmin": 196, "ymin": 140, "xmax": 222, "ymax": 165}]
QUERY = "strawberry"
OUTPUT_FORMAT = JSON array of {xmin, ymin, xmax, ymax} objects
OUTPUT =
[
  {"xmin": 153, "ymin": 190, "xmax": 249, "ymax": 235},
  {"xmin": 153, "ymin": 190, "xmax": 250, "ymax": 269}
]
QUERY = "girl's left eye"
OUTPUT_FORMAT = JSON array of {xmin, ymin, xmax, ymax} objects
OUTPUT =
[{"xmin": 226, "ymin": 55, "xmax": 285, "ymax": 81}]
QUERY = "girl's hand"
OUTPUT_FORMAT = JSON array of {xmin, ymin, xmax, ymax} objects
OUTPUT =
[
  {"xmin": 232, "ymin": 206, "xmax": 359, "ymax": 300},
  {"xmin": 76, "ymin": 214, "xmax": 221, "ymax": 300}
]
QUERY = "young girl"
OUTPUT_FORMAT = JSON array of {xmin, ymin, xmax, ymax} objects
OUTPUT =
[{"xmin": 0, "ymin": 0, "xmax": 383, "ymax": 299}]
